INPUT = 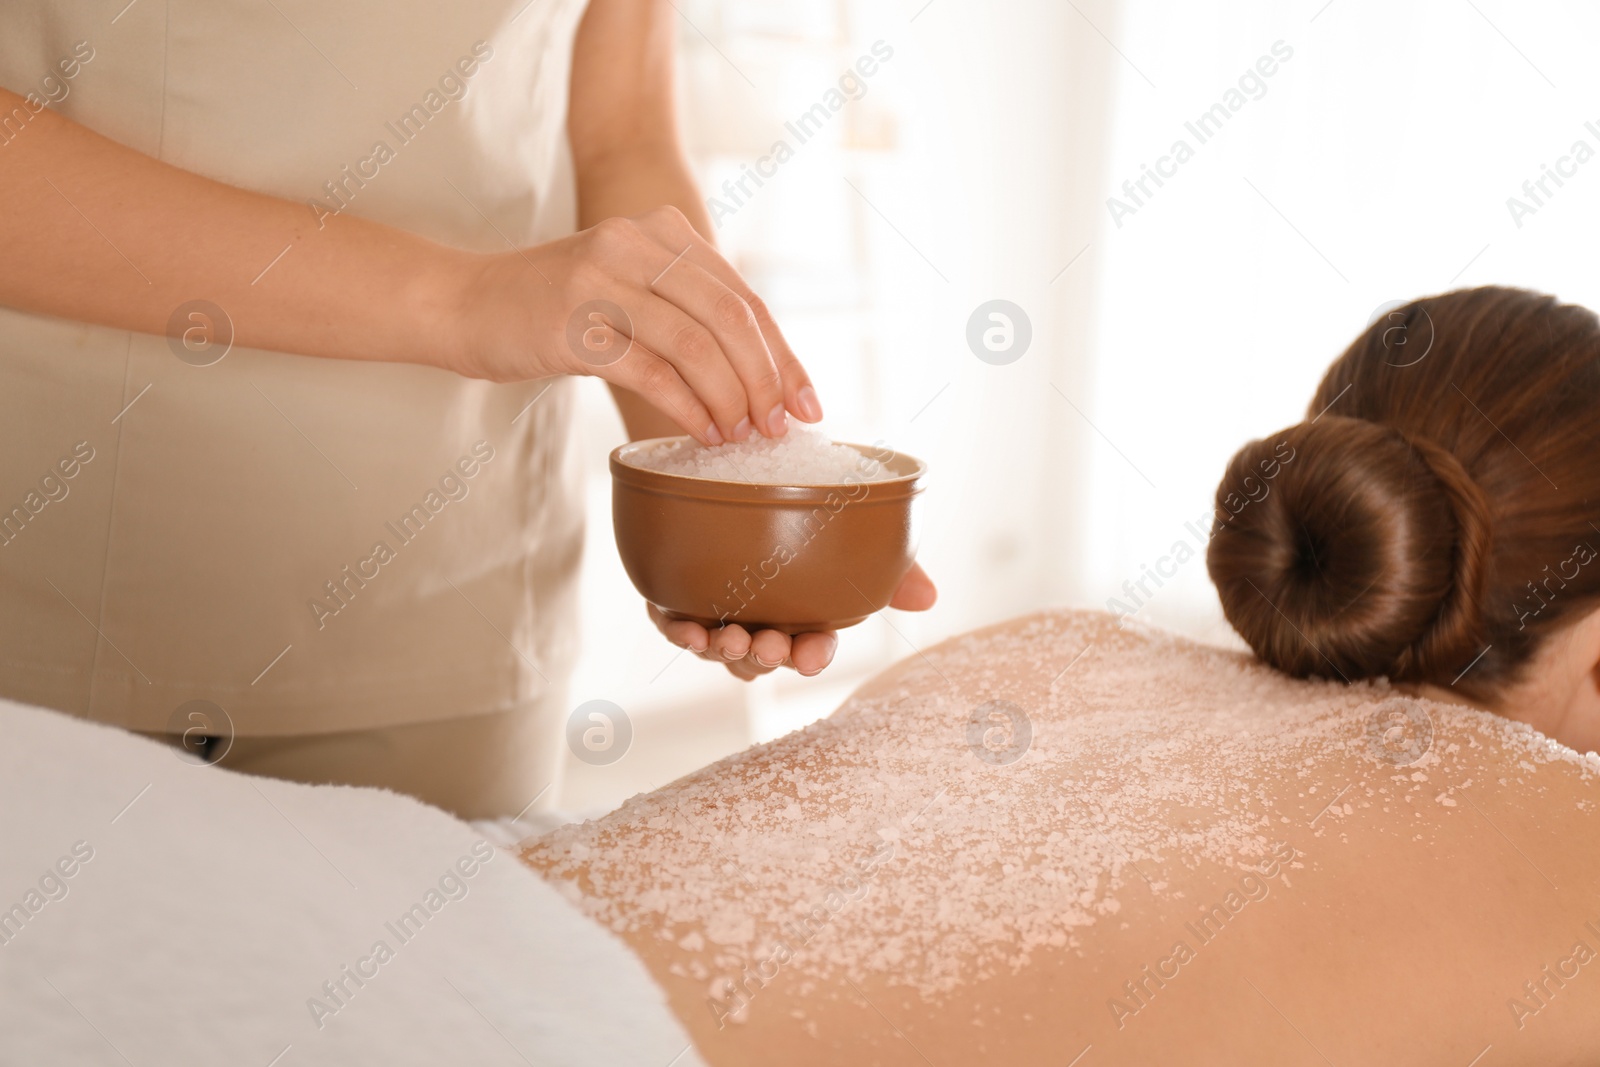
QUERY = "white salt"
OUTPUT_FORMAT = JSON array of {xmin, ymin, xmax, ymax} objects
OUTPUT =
[
  {"xmin": 525, "ymin": 608, "xmax": 1597, "ymax": 1002},
  {"xmin": 625, "ymin": 423, "xmax": 893, "ymax": 485}
]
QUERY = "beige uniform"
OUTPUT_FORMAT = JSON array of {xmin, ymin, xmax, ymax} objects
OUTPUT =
[{"xmin": 0, "ymin": 0, "xmax": 590, "ymax": 816}]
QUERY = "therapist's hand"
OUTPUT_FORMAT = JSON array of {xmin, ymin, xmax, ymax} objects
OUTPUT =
[
  {"xmin": 648, "ymin": 563, "xmax": 938, "ymax": 679},
  {"xmin": 456, "ymin": 205, "xmax": 821, "ymax": 445}
]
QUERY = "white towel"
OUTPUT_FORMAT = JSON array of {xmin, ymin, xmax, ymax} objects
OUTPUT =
[{"xmin": 0, "ymin": 701, "xmax": 704, "ymax": 1067}]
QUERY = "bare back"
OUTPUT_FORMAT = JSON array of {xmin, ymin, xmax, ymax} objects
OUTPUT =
[{"xmin": 525, "ymin": 610, "xmax": 1600, "ymax": 1066}]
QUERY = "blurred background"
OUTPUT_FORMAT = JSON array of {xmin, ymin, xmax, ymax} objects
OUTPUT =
[{"xmin": 559, "ymin": 0, "xmax": 1600, "ymax": 812}]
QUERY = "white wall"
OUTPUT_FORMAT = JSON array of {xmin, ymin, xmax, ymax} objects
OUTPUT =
[
  {"xmin": 559, "ymin": 0, "xmax": 1120, "ymax": 810},
  {"xmin": 1084, "ymin": 0, "xmax": 1600, "ymax": 645},
  {"xmin": 558, "ymin": 0, "xmax": 1600, "ymax": 811}
]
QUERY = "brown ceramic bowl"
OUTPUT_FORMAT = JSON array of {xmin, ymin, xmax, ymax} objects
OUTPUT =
[{"xmin": 610, "ymin": 437, "xmax": 926, "ymax": 633}]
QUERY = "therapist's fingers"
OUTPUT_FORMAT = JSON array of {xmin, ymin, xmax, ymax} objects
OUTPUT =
[
  {"xmin": 710, "ymin": 626, "xmax": 835, "ymax": 676},
  {"xmin": 633, "ymin": 207, "xmax": 820, "ymax": 426},
  {"xmin": 645, "ymin": 604, "xmax": 837, "ymax": 677},
  {"xmin": 645, "ymin": 604, "xmax": 711, "ymax": 653},
  {"xmin": 646, "ymin": 260, "xmax": 787, "ymax": 439},
  {"xmin": 787, "ymin": 631, "xmax": 838, "ymax": 676},
  {"xmin": 707, "ymin": 624, "xmax": 752, "ymax": 662},
  {"xmin": 593, "ymin": 328, "xmax": 723, "ymax": 446},
  {"xmin": 660, "ymin": 616, "xmax": 708, "ymax": 653},
  {"xmin": 747, "ymin": 629, "xmax": 792, "ymax": 669},
  {"xmin": 888, "ymin": 562, "xmax": 938, "ymax": 611},
  {"xmin": 706, "ymin": 625, "xmax": 782, "ymax": 678},
  {"xmin": 620, "ymin": 288, "xmax": 757, "ymax": 444},
  {"xmin": 750, "ymin": 291, "xmax": 821, "ymax": 424}
]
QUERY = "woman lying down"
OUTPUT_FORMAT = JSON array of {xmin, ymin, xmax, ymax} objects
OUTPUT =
[{"xmin": 525, "ymin": 287, "xmax": 1600, "ymax": 1066}]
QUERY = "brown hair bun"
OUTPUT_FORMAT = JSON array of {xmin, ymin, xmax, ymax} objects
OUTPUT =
[{"xmin": 1206, "ymin": 416, "xmax": 1491, "ymax": 683}]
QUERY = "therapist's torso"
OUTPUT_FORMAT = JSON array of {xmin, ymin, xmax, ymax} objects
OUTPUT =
[{"xmin": 0, "ymin": 0, "xmax": 589, "ymax": 735}]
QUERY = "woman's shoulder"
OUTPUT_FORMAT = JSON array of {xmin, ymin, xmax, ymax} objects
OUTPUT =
[{"xmin": 525, "ymin": 609, "xmax": 1600, "ymax": 1065}]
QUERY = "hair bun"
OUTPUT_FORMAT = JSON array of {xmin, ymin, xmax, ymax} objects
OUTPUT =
[{"xmin": 1205, "ymin": 416, "xmax": 1491, "ymax": 682}]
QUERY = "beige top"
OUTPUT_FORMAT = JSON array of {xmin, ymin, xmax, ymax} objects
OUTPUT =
[{"xmin": 0, "ymin": 0, "xmax": 589, "ymax": 735}]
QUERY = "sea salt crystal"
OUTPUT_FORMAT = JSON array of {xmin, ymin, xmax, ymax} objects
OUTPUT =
[{"xmin": 624, "ymin": 423, "xmax": 893, "ymax": 485}]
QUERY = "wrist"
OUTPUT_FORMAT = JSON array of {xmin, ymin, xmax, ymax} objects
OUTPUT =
[{"xmin": 406, "ymin": 246, "xmax": 492, "ymax": 377}]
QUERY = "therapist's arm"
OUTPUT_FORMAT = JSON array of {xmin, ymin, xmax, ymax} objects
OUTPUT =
[
  {"xmin": 0, "ymin": 87, "xmax": 469, "ymax": 371},
  {"xmin": 0, "ymin": 86, "xmax": 809, "ymax": 444},
  {"xmin": 567, "ymin": 0, "xmax": 819, "ymax": 442},
  {"xmin": 568, "ymin": 0, "xmax": 936, "ymax": 678}
]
